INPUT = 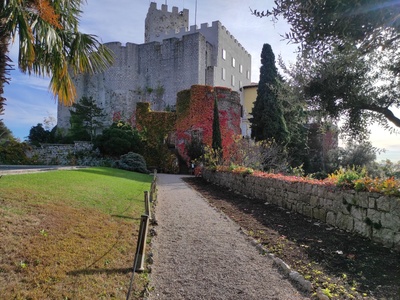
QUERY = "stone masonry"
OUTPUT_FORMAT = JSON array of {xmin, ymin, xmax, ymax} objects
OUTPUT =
[{"xmin": 203, "ymin": 169, "xmax": 400, "ymax": 250}]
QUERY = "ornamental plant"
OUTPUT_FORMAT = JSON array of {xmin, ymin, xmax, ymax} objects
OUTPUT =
[
  {"xmin": 327, "ymin": 166, "xmax": 367, "ymax": 188},
  {"xmin": 354, "ymin": 176, "xmax": 400, "ymax": 197},
  {"xmin": 113, "ymin": 152, "xmax": 150, "ymax": 174}
]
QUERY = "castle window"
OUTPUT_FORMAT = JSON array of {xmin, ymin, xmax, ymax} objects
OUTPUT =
[
  {"xmin": 231, "ymin": 75, "xmax": 235, "ymax": 86},
  {"xmin": 221, "ymin": 68, "xmax": 226, "ymax": 80},
  {"xmin": 246, "ymin": 70, "xmax": 250, "ymax": 80},
  {"xmin": 232, "ymin": 57, "xmax": 236, "ymax": 67},
  {"xmin": 239, "ymin": 64, "xmax": 243, "ymax": 73},
  {"xmin": 222, "ymin": 49, "xmax": 226, "ymax": 60},
  {"xmin": 239, "ymin": 81, "xmax": 242, "ymax": 88}
]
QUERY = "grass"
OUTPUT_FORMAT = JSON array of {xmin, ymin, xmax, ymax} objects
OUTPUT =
[{"xmin": 0, "ymin": 167, "xmax": 153, "ymax": 299}]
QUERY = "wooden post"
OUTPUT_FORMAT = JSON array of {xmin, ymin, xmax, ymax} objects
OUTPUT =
[
  {"xmin": 134, "ymin": 214, "xmax": 149, "ymax": 272},
  {"xmin": 144, "ymin": 191, "xmax": 151, "ymax": 220}
]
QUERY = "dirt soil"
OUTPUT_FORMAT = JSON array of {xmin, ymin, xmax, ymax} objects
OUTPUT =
[{"xmin": 183, "ymin": 177, "xmax": 400, "ymax": 300}]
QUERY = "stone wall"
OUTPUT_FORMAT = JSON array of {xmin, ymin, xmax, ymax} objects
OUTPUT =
[
  {"xmin": 27, "ymin": 142, "xmax": 94, "ymax": 165},
  {"xmin": 202, "ymin": 169, "xmax": 400, "ymax": 250},
  {"xmin": 58, "ymin": 33, "xmax": 208, "ymax": 131}
]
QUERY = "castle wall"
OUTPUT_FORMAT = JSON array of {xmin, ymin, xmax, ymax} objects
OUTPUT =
[
  {"xmin": 58, "ymin": 34, "xmax": 208, "ymax": 131},
  {"xmin": 214, "ymin": 23, "xmax": 252, "ymax": 90},
  {"xmin": 147, "ymin": 20, "xmax": 252, "ymax": 91}
]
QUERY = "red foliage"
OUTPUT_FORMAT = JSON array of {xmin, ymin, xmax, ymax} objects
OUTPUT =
[
  {"xmin": 112, "ymin": 111, "xmax": 122, "ymax": 122},
  {"xmin": 175, "ymin": 85, "xmax": 241, "ymax": 164},
  {"xmin": 252, "ymin": 171, "xmax": 334, "ymax": 186}
]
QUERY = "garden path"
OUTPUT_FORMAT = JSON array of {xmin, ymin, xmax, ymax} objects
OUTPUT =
[{"xmin": 147, "ymin": 174, "xmax": 309, "ymax": 299}]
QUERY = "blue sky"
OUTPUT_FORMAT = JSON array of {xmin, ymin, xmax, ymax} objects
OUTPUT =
[{"xmin": 3, "ymin": 0, "xmax": 400, "ymax": 161}]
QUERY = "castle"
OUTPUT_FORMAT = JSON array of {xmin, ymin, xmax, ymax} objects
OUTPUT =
[{"xmin": 57, "ymin": 2, "xmax": 252, "ymax": 131}]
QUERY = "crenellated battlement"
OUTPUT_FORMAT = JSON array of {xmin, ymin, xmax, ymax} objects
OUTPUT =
[
  {"xmin": 149, "ymin": 20, "xmax": 250, "ymax": 56},
  {"xmin": 148, "ymin": 2, "xmax": 188, "ymax": 15},
  {"xmin": 145, "ymin": 2, "xmax": 189, "ymax": 43}
]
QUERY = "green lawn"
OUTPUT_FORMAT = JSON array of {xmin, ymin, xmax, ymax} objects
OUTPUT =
[{"xmin": 0, "ymin": 167, "xmax": 153, "ymax": 299}]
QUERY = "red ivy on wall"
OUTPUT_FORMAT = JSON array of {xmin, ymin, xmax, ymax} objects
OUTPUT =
[
  {"xmin": 175, "ymin": 85, "xmax": 241, "ymax": 164},
  {"xmin": 134, "ymin": 86, "xmax": 242, "ymax": 167}
]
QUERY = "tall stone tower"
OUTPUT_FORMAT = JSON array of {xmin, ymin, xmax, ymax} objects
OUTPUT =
[{"xmin": 145, "ymin": 2, "xmax": 189, "ymax": 43}]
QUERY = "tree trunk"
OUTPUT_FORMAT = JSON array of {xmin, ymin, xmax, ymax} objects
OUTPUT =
[{"xmin": 0, "ymin": 17, "xmax": 11, "ymax": 116}]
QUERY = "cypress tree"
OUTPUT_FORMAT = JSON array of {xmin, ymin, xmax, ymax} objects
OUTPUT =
[
  {"xmin": 250, "ymin": 44, "xmax": 289, "ymax": 145},
  {"xmin": 212, "ymin": 94, "xmax": 222, "ymax": 151}
]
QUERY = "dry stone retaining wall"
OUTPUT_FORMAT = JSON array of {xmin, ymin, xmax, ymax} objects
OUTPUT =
[
  {"xmin": 27, "ymin": 142, "xmax": 93, "ymax": 165},
  {"xmin": 202, "ymin": 169, "xmax": 400, "ymax": 250}
]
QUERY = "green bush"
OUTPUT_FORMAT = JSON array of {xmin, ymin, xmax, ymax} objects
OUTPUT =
[
  {"xmin": 94, "ymin": 122, "xmax": 144, "ymax": 156},
  {"xmin": 0, "ymin": 140, "xmax": 32, "ymax": 164},
  {"xmin": 113, "ymin": 152, "xmax": 149, "ymax": 174}
]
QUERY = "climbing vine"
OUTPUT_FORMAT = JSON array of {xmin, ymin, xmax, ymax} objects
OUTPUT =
[{"xmin": 175, "ymin": 85, "xmax": 241, "ymax": 165}]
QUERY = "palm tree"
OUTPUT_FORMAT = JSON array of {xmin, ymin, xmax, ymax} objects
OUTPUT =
[{"xmin": 0, "ymin": 0, "xmax": 114, "ymax": 115}]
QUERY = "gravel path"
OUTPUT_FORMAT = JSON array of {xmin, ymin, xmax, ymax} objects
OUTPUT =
[{"xmin": 147, "ymin": 174, "xmax": 310, "ymax": 300}]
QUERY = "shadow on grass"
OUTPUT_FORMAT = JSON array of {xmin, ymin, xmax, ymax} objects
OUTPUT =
[
  {"xmin": 111, "ymin": 214, "xmax": 141, "ymax": 220},
  {"xmin": 67, "ymin": 267, "xmax": 132, "ymax": 276}
]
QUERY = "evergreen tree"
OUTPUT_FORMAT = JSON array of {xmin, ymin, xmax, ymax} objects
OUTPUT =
[
  {"xmin": 250, "ymin": 44, "xmax": 289, "ymax": 145},
  {"xmin": 212, "ymin": 95, "xmax": 222, "ymax": 151},
  {"xmin": 69, "ymin": 96, "xmax": 105, "ymax": 141},
  {"xmin": 28, "ymin": 123, "xmax": 52, "ymax": 146}
]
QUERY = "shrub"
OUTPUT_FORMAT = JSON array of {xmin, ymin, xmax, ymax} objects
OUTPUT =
[
  {"xmin": 327, "ymin": 166, "xmax": 367, "ymax": 188},
  {"xmin": 0, "ymin": 140, "xmax": 32, "ymax": 164},
  {"xmin": 113, "ymin": 152, "xmax": 150, "ymax": 174},
  {"xmin": 354, "ymin": 176, "xmax": 400, "ymax": 196},
  {"xmin": 94, "ymin": 122, "xmax": 144, "ymax": 156}
]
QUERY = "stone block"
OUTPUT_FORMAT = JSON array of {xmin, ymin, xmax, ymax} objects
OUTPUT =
[
  {"xmin": 336, "ymin": 212, "xmax": 354, "ymax": 232},
  {"xmin": 298, "ymin": 194, "xmax": 310, "ymax": 204},
  {"xmin": 288, "ymin": 191, "xmax": 297, "ymax": 201},
  {"xmin": 372, "ymin": 228, "xmax": 394, "ymax": 248},
  {"xmin": 357, "ymin": 194, "xmax": 369, "ymax": 208},
  {"xmin": 311, "ymin": 185, "xmax": 319, "ymax": 196},
  {"xmin": 326, "ymin": 211, "xmax": 336, "ymax": 226},
  {"xmin": 303, "ymin": 183, "xmax": 312, "ymax": 194},
  {"xmin": 376, "ymin": 196, "xmax": 391, "ymax": 212},
  {"xmin": 303, "ymin": 205, "xmax": 313, "ymax": 218},
  {"xmin": 317, "ymin": 187, "xmax": 325, "ymax": 198},
  {"xmin": 313, "ymin": 207, "xmax": 327, "ymax": 222},
  {"xmin": 321, "ymin": 198, "xmax": 333, "ymax": 209},
  {"xmin": 390, "ymin": 198, "xmax": 400, "ymax": 216},
  {"xmin": 340, "ymin": 201, "xmax": 352, "ymax": 215},
  {"xmin": 343, "ymin": 191, "xmax": 356, "ymax": 204},
  {"xmin": 350, "ymin": 206, "xmax": 366, "ymax": 222},
  {"xmin": 381, "ymin": 213, "xmax": 400, "ymax": 231},
  {"xmin": 327, "ymin": 190, "xmax": 338, "ymax": 201},
  {"xmin": 367, "ymin": 208, "xmax": 382, "ymax": 223},
  {"xmin": 368, "ymin": 197, "xmax": 376, "ymax": 209},
  {"xmin": 296, "ymin": 202, "xmax": 303, "ymax": 214},
  {"xmin": 310, "ymin": 196, "xmax": 319, "ymax": 207},
  {"xmin": 353, "ymin": 219, "xmax": 371, "ymax": 238}
]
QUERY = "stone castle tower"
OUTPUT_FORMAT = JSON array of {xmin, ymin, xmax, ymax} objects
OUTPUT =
[
  {"xmin": 145, "ymin": 3, "xmax": 189, "ymax": 43},
  {"xmin": 57, "ymin": 2, "xmax": 251, "ymax": 132}
]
